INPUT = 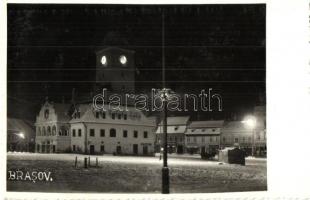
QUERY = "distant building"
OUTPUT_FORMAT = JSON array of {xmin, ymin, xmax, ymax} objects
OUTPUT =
[
  {"xmin": 184, "ymin": 120, "xmax": 224, "ymax": 154},
  {"xmin": 253, "ymin": 105, "xmax": 267, "ymax": 156},
  {"xmin": 7, "ymin": 118, "xmax": 35, "ymax": 152},
  {"xmin": 35, "ymin": 100, "xmax": 71, "ymax": 153},
  {"xmin": 221, "ymin": 121, "xmax": 253, "ymax": 150},
  {"xmin": 155, "ymin": 116, "xmax": 190, "ymax": 154},
  {"xmin": 221, "ymin": 121, "xmax": 266, "ymax": 156}
]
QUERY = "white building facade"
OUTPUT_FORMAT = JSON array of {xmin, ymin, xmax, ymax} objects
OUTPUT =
[
  {"xmin": 35, "ymin": 100, "xmax": 157, "ymax": 155},
  {"xmin": 35, "ymin": 101, "xmax": 71, "ymax": 153},
  {"xmin": 69, "ymin": 104, "xmax": 157, "ymax": 155}
]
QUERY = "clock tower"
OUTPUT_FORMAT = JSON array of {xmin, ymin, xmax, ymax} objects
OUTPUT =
[{"xmin": 95, "ymin": 47, "xmax": 135, "ymax": 94}]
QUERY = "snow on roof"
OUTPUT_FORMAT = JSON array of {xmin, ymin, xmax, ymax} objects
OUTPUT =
[
  {"xmin": 222, "ymin": 121, "xmax": 251, "ymax": 133},
  {"xmin": 69, "ymin": 103, "xmax": 156, "ymax": 126},
  {"xmin": 189, "ymin": 120, "xmax": 224, "ymax": 128}
]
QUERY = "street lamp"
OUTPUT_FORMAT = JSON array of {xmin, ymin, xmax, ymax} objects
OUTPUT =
[
  {"xmin": 160, "ymin": 10, "xmax": 170, "ymax": 194},
  {"xmin": 18, "ymin": 132, "xmax": 25, "ymax": 139},
  {"xmin": 157, "ymin": 88, "xmax": 170, "ymax": 194},
  {"xmin": 242, "ymin": 116, "xmax": 256, "ymax": 157}
]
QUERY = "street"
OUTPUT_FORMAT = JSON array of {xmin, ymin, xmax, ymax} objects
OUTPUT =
[{"xmin": 7, "ymin": 152, "xmax": 267, "ymax": 193}]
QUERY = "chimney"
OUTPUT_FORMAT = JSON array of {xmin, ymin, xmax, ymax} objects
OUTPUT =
[{"xmin": 71, "ymin": 88, "xmax": 76, "ymax": 104}]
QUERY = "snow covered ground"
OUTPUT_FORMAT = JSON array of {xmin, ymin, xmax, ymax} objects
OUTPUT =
[{"xmin": 7, "ymin": 152, "xmax": 267, "ymax": 193}]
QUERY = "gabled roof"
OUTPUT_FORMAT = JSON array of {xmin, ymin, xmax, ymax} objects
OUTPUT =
[
  {"xmin": 189, "ymin": 120, "xmax": 224, "ymax": 128},
  {"xmin": 222, "ymin": 121, "xmax": 250, "ymax": 133},
  {"xmin": 70, "ymin": 103, "xmax": 93, "ymax": 122},
  {"xmin": 52, "ymin": 103, "xmax": 71, "ymax": 121},
  {"xmin": 69, "ymin": 103, "xmax": 156, "ymax": 126},
  {"xmin": 158, "ymin": 116, "xmax": 190, "ymax": 126}
]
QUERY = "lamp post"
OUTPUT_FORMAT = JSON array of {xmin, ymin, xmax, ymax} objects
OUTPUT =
[
  {"xmin": 242, "ymin": 116, "xmax": 256, "ymax": 157},
  {"xmin": 160, "ymin": 10, "xmax": 170, "ymax": 194},
  {"xmin": 161, "ymin": 88, "xmax": 169, "ymax": 194}
]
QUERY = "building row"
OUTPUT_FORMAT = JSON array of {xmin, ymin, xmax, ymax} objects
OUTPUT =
[
  {"xmin": 34, "ymin": 97, "xmax": 266, "ymax": 156},
  {"xmin": 156, "ymin": 106, "xmax": 266, "ymax": 156}
]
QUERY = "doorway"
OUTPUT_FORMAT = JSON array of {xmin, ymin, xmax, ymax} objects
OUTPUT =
[
  {"xmin": 177, "ymin": 145, "xmax": 184, "ymax": 154},
  {"xmin": 133, "ymin": 144, "xmax": 138, "ymax": 155},
  {"xmin": 90, "ymin": 145, "xmax": 95, "ymax": 154},
  {"xmin": 116, "ymin": 146, "xmax": 122, "ymax": 154},
  {"xmin": 143, "ymin": 146, "xmax": 148, "ymax": 155}
]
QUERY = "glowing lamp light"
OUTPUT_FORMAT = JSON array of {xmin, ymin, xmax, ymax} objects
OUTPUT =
[
  {"xmin": 242, "ymin": 116, "xmax": 256, "ymax": 129},
  {"xmin": 18, "ymin": 132, "xmax": 25, "ymax": 139}
]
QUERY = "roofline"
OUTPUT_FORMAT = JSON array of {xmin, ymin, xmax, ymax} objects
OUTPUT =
[{"xmin": 95, "ymin": 46, "xmax": 135, "ymax": 54}]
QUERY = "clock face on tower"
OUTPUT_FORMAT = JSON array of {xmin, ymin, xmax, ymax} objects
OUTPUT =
[
  {"xmin": 119, "ymin": 55, "xmax": 127, "ymax": 65},
  {"xmin": 96, "ymin": 47, "xmax": 135, "ymax": 94},
  {"xmin": 101, "ymin": 55, "xmax": 107, "ymax": 66}
]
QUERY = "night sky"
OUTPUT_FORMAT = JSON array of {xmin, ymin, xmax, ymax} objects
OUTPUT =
[{"xmin": 7, "ymin": 4, "xmax": 266, "ymax": 121}]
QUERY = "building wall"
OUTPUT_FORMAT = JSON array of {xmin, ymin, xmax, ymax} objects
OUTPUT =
[
  {"xmin": 70, "ymin": 122, "xmax": 155, "ymax": 155},
  {"xmin": 185, "ymin": 135, "xmax": 220, "ymax": 148},
  {"xmin": 70, "ymin": 123, "xmax": 86, "ymax": 153},
  {"xmin": 221, "ymin": 129, "xmax": 266, "ymax": 147},
  {"xmin": 35, "ymin": 102, "xmax": 71, "ymax": 153},
  {"xmin": 221, "ymin": 122, "xmax": 266, "ymax": 156}
]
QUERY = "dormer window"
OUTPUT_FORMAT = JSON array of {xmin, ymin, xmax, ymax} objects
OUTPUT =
[
  {"xmin": 174, "ymin": 126, "xmax": 179, "ymax": 131},
  {"xmin": 44, "ymin": 109, "xmax": 49, "ymax": 119},
  {"xmin": 74, "ymin": 111, "xmax": 80, "ymax": 119}
]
